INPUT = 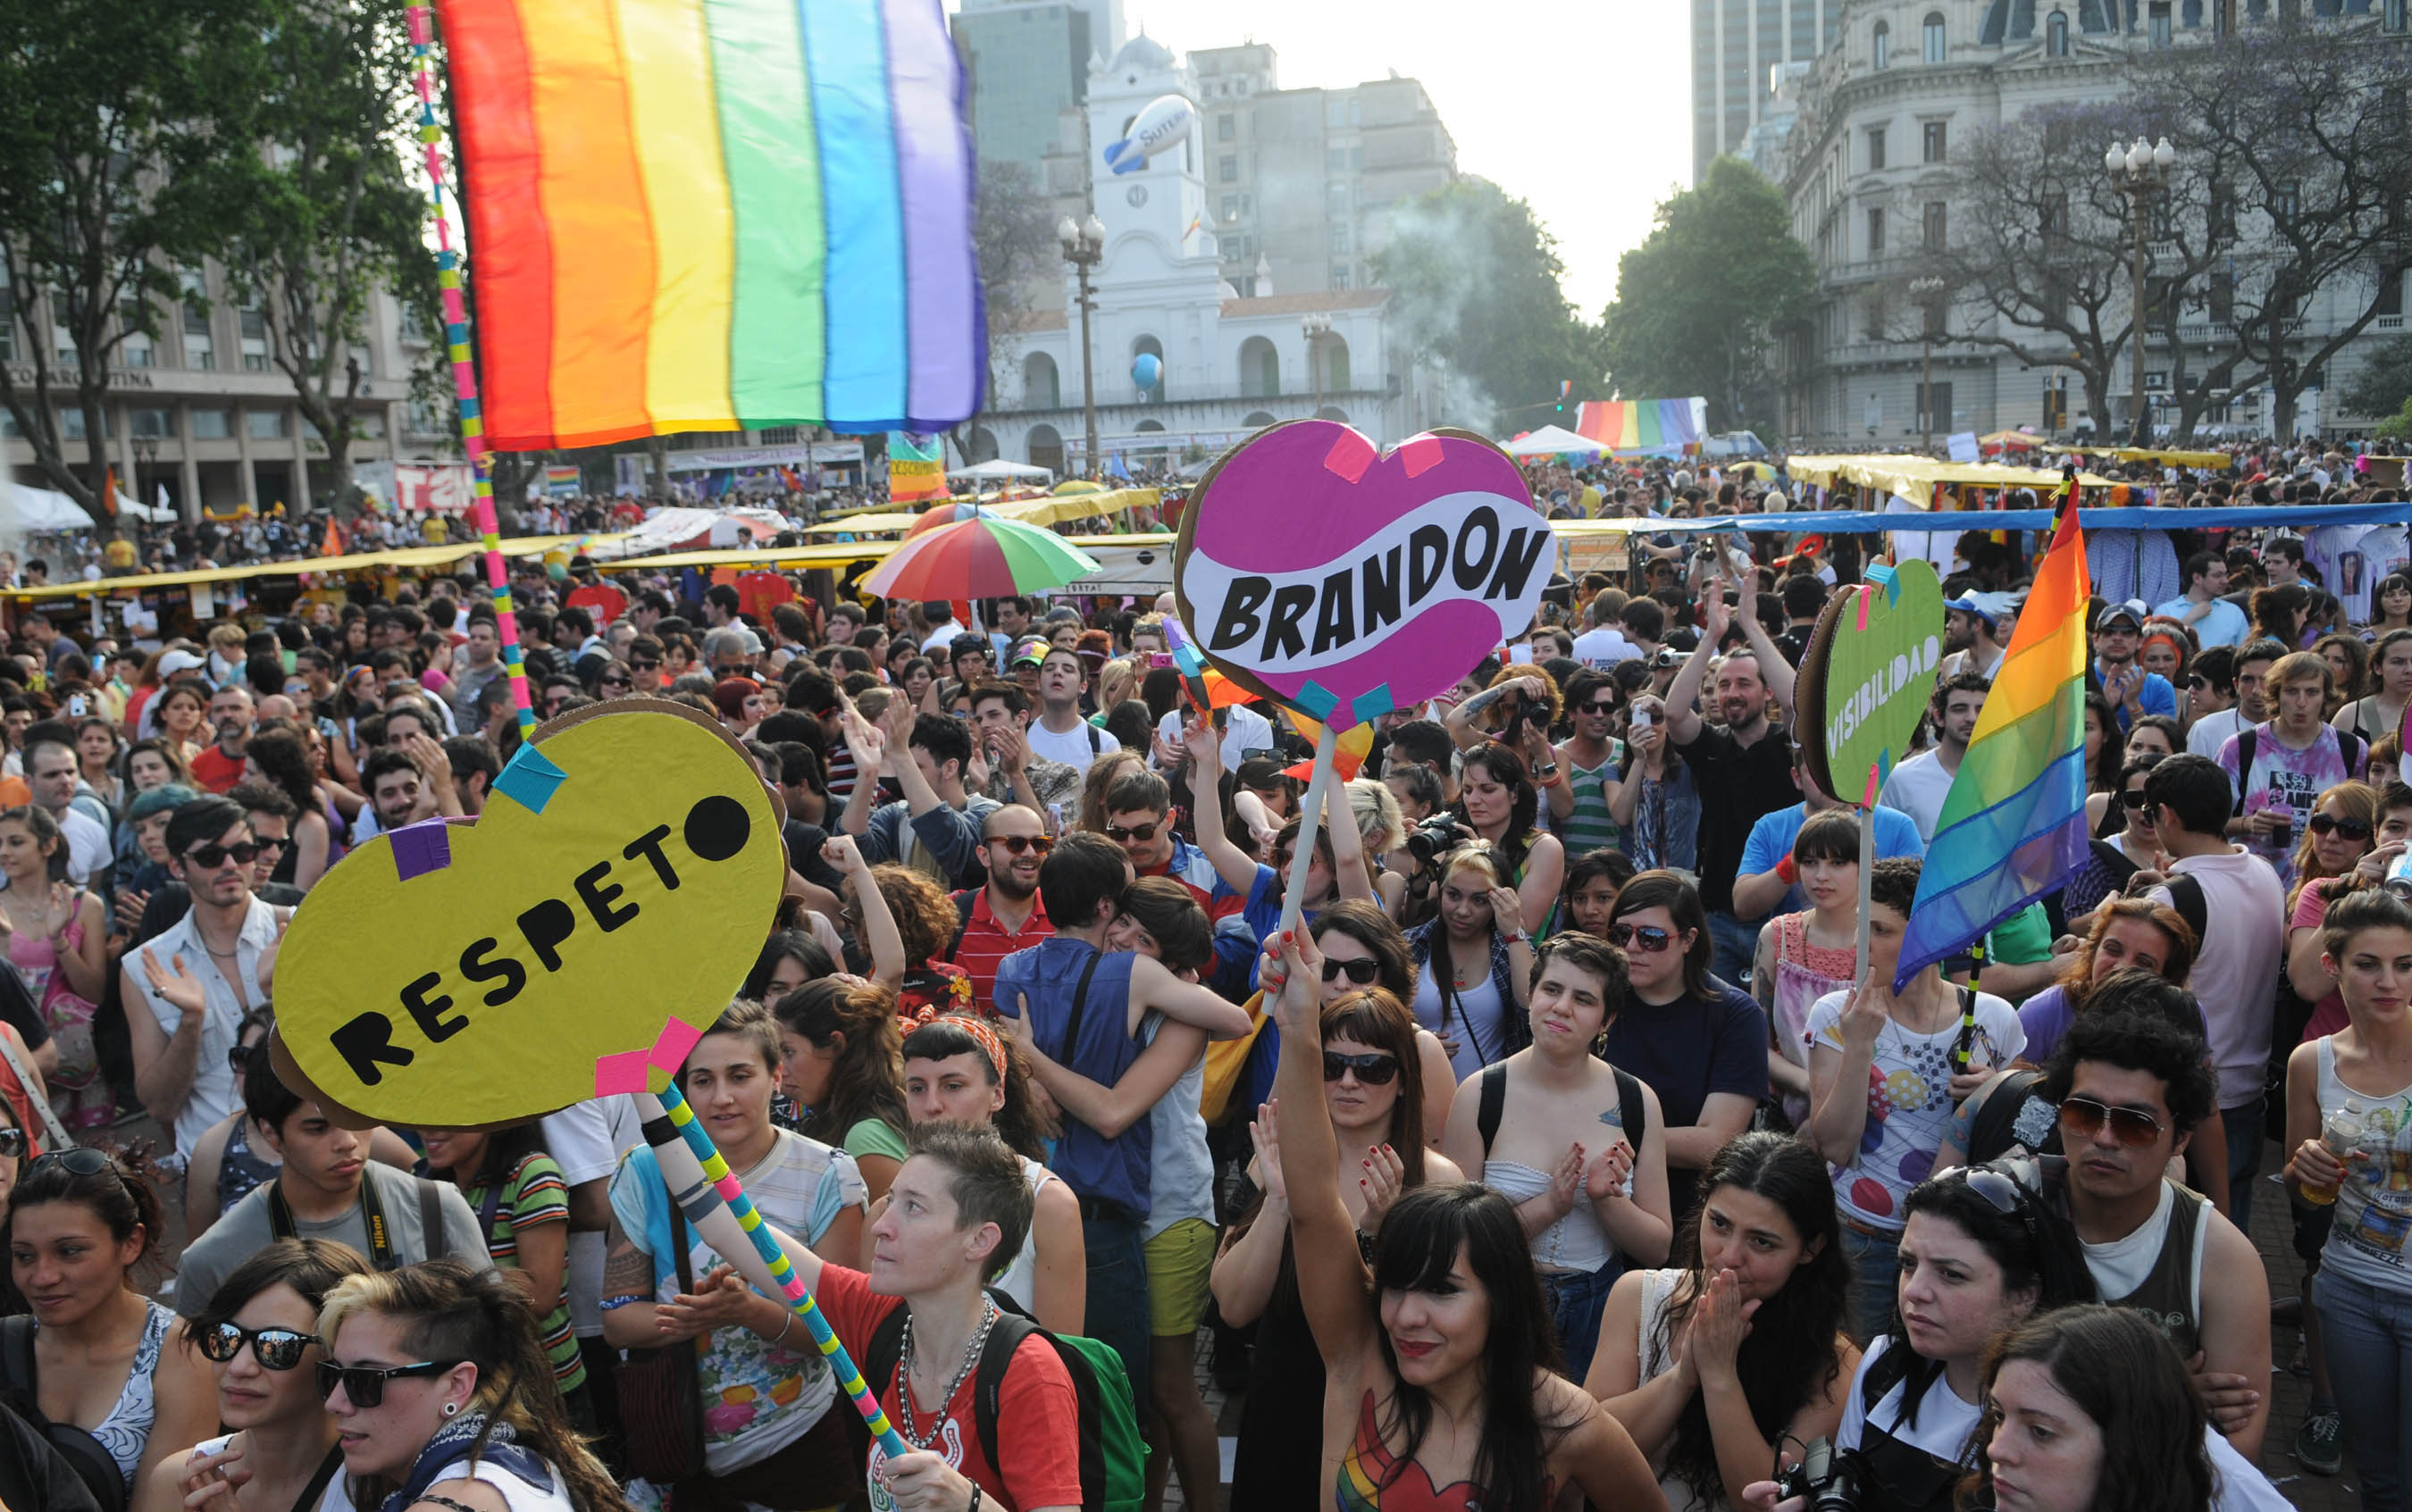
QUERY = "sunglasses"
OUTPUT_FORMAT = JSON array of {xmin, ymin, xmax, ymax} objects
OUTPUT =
[
  {"xmin": 184, "ymin": 841, "xmax": 264, "ymax": 868},
  {"xmin": 600, "ymin": 676, "xmax": 631, "ymax": 689},
  {"xmin": 1581, "ymin": 699, "xmax": 1618, "ymax": 714},
  {"xmin": 2186, "ymin": 674, "xmax": 2212, "ymax": 689},
  {"xmin": 986, "ymin": 834, "xmax": 1053, "ymax": 856},
  {"xmin": 1604, "ymin": 923, "xmax": 1675, "ymax": 953},
  {"xmin": 1321, "ymin": 957, "xmax": 1382, "ymax": 985},
  {"xmin": 1103, "ymin": 821, "xmax": 1160, "ymax": 844},
  {"xmin": 1322, "ymin": 1050, "xmax": 1400, "ymax": 1085},
  {"xmin": 2057, "ymin": 1094, "xmax": 2166, "ymax": 1149},
  {"xmin": 2309, "ymin": 814, "xmax": 2374, "ymax": 841},
  {"xmin": 318, "ymin": 1358, "xmax": 463, "ymax": 1409},
  {"xmin": 201, "ymin": 1323, "xmax": 320, "ymax": 1371},
  {"xmin": 2121, "ymin": 789, "xmax": 2153, "ymax": 809},
  {"xmin": 248, "ymin": 836, "xmax": 289, "ymax": 856},
  {"xmin": 29, "ymin": 1147, "xmax": 113, "ymax": 1179},
  {"xmin": 0, "ymin": 1128, "xmax": 22, "ymax": 1159},
  {"xmin": 1950, "ymin": 1165, "xmax": 2038, "ymax": 1241},
  {"xmin": 632, "ymin": 658, "xmax": 662, "ymax": 672}
]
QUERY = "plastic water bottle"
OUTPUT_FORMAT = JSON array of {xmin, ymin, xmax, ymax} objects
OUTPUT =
[{"xmin": 2302, "ymin": 1099, "xmax": 2366, "ymax": 1208}]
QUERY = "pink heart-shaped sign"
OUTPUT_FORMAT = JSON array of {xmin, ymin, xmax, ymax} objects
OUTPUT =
[{"xmin": 1172, "ymin": 421, "xmax": 1552, "ymax": 724}]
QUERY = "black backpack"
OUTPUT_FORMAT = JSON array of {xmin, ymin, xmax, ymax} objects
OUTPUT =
[
  {"xmin": 2229, "ymin": 726, "xmax": 2363, "ymax": 816},
  {"xmin": 0, "ymin": 1316, "xmax": 127, "ymax": 1512},
  {"xmin": 1476, "ymin": 1060, "xmax": 1649, "ymax": 1157}
]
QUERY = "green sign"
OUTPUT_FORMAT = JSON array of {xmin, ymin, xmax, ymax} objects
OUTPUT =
[{"xmin": 1795, "ymin": 559, "xmax": 1945, "ymax": 807}]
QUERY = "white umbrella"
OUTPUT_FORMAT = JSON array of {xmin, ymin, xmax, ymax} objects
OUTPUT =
[
  {"xmin": 1502, "ymin": 424, "xmax": 1610, "ymax": 459},
  {"xmin": 946, "ymin": 458, "xmax": 1054, "ymax": 480}
]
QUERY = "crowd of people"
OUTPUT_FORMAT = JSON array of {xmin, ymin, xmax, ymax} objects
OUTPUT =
[{"xmin": 0, "ymin": 446, "xmax": 2402, "ymax": 1512}]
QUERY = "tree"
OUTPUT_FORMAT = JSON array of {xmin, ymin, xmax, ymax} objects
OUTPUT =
[
  {"xmin": 1600, "ymin": 157, "xmax": 1813, "ymax": 435},
  {"xmin": 958, "ymin": 158, "xmax": 1060, "ymax": 460},
  {"xmin": 0, "ymin": 0, "xmax": 271, "ymax": 522},
  {"xmin": 2339, "ymin": 338, "xmax": 2412, "ymax": 423},
  {"xmin": 2142, "ymin": 21, "xmax": 2412, "ymax": 439},
  {"xmin": 219, "ymin": 0, "xmax": 436, "ymax": 509},
  {"xmin": 1368, "ymin": 178, "xmax": 1604, "ymax": 430}
]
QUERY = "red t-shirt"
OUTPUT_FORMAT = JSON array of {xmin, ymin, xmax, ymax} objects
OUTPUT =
[
  {"xmin": 188, "ymin": 744, "xmax": 245, "ymax": 795},
  {"xmin": 2296, "ymin": 882, "xmax": 2349, "ymax": 1042},
  {"xmin": 952, "ymin": 887, "xmax": 1051, "ymax": 1017},
  {"xmin": 816, "ymin": 1265, "xmax": 1085, "ymax": 1512}
]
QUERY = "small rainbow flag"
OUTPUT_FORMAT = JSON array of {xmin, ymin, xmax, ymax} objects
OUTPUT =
[
  {"xmin": 1894, "ymin": 497, "xmax": 2092, "ymax": 989},
  {"xmin": 433, "ymin": 0, "xmax": 983, "ymax": 450},
  {"xmin": 887, "ymin": 431, "xmax": 946, "ymax": 502}
]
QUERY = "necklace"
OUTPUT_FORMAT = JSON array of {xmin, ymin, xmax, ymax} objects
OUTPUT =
[{"xmin": 893, "ymin": 1300, "xmax": 997, "ymax": 1450}]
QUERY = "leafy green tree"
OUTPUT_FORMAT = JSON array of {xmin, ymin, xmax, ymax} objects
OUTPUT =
[
  {"xmin": 2344, "ymin": 338, "xmax": 2412, "ymax": 424},
  {"xmin": 1601, "ymin": 157, "xmax": 1813, "ymax": 436},
  {"xmin": 0, "ymin": 0, "xmax": 271, "ymax": 522},
  {"xmin": 219, "ymin": 0, "xmax": 437, "ymax": 509},
  {"xmin": 1368, "ymin": 178, "xmax": 1603, "ymax": 430}
]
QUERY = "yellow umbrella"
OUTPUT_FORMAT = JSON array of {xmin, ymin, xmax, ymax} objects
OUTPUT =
[{"xmin": 1052, "ymin": 479, "xmax": 1106, "ymax": 496}]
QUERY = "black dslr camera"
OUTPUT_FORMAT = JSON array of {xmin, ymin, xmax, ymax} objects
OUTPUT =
[{"xmin": 1771, "ymin": 1437, "xmax": 1866, "ymax": 1512}]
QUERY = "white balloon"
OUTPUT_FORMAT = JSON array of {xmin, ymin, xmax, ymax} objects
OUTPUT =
[{"xmin": 1103, "ymin": 94, "xmax": 1197, "ymax": 175}]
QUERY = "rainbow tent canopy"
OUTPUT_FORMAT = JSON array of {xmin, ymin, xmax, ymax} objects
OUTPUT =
[
  {"xmin": 1572, "ymin": 397, "xmax": 1707, "ymax": 455},
  {"xmin": 435, "ymin": 0, "xmax": 983, "ymax": 449}
]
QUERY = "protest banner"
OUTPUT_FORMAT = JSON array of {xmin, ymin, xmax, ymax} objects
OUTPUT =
[
  {"xmin": 1792, "ymin": 557, "xmax": 1945, "ymax": 976},
  {"xmin": 267, "ymin": 702, "xmax": 786, "ymax": 1130},
  {"xmin": 1174, "ymin": 420, "xmax": 1552, "ymax": 931}
]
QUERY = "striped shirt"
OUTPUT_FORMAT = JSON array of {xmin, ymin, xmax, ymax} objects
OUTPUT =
[
  {"xmin": 1560, "ymin": 743, "xmax": 1624, "ymax": 858},
  {"xmin": 465, "ymin": 1152, "xmax": 586, "ymax": 1394}
]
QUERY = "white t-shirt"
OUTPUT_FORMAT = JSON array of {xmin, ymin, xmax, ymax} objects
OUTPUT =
[
  {"xmin": 920, "ymin": 621, "xmax": 965, "ymax": 652},
  {"xmin": 1152, "ymin": 704, "xmax": 1276, "ymax": 773},
  {"xmin": 2150, "ymin": 848, "xmax": 2286, "ymax": 1108},
  {"xmin": 1877, "ymin": 748, "xmax": 1960, "ymax": 844},
  {"xmin": 1027, "ymin": 717, "xmax": 1118, "ymax": 774},
  {"xmin": 1571, "ymin": 626, "xmax": 1642, "ymax": 670},
  {"xmin": 2187, "ymin": 706, "xmax": 2250, "ymax": 761},
  {"xmin": 539, "ymin": 1096, "xmax": 639, "ymax": 1339},
  {"xmin": 1837, "ymin": 1335, "xmax": 1981, "ymax": 1460},
  {"xmin": 55, "ymin": 806, "xmax": 108, "ymax": 887},
  {"xmin": 1805, "ymin": 989, "xmax": 2024, "ymax": 1230}
]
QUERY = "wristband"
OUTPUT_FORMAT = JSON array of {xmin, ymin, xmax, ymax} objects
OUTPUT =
[{"xmin": 1776, "ymin": 854, "xmax": 1797, "ymax": 884}]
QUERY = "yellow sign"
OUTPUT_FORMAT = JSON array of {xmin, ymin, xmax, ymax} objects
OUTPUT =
[{"xmin": 268, "ymin": 703, "xmax": 786, "ymax": 1128}]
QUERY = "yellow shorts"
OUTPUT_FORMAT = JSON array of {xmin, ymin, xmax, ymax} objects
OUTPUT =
[{"xmin": 1143, "ymin": 1216, "xmax": 1218, "ymax": 1338}]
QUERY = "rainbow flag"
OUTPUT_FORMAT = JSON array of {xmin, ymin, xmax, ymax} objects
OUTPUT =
[
  {"xmin": 1894, "ymin": 499, "xmax": 2092, "ymax": 989},
  {"xmin": 887, "ymin": 431, "xmax": 946, "ymax": 502},
  {"xmin": 433, "ymin": 0, "xmax": 983, "ymax": 451},
  {"xmin": 1572, "ymin": 396, "xmax": 1706, "ymax": 454}
]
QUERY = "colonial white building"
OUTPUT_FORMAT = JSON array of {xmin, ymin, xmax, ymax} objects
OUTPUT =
[
  {"xmin": 967, "ymin": 37, "xmax": 1460, "ymax": 474},
  {"xmin": 1771, "ymin": 0, "xmax": 2412, "ymax": 447}
]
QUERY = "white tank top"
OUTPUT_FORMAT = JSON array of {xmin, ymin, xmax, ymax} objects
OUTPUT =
[
  {"xmin": 992, "ymin": 1156, "xmax": 1056, "ymax": 1316},
  {"xmin": 2313, "ymin": 1035, "xmax": 2412, "ymax": 1292}
]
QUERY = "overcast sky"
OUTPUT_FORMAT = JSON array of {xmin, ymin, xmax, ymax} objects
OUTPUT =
[{"xmin": 1116, "ymin": 0, "xmax": 1694, "ymax": 318}]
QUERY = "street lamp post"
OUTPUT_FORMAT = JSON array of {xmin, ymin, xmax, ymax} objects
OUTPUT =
[
  {"xmin": 1302, "ymin": 313, "xmax": 1332, "ymax": 417},
  {"xmin": 2106, "ymin": 134, "xmax": 2178, "ymax": 448},
  {"xmin": 132, "ymin": 434, "xmax": 159, "ymax": 523},
  {"xmin": 1057, "ymin": 213, "xmax": 1106, "ymax": 479},
  {"xmin": 1909, "ymin": 275, "xmax": 1947, "ymax": 450}
]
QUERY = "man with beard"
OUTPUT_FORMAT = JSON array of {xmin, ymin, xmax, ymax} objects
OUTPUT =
[
  {"xmin": 2094, "ymin": 599, "xmax": 2179, "ymax": 732},
  {"xmin": 1939, "ymin": 593, "xmax": 2007, "ymax": 681},
  {"xmin": 188, "ymin": 684, "xmax": 255, "ymax": 794},
  {"xmin": 970, "ymin": 682, "xmax": 1078, "ymax": 825},
  {"xmin": 1665, "ymin": 580, "xmax": 1798, "ymax": 983},
  {"xmin": 947, "ymin": 804, "xmax": 1053, "ymax": 1015}
]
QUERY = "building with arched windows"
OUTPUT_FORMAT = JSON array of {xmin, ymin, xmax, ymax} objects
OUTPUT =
[{"xmin": 976, "ymin": 36, "xmax": 1464, "ymax": 474}]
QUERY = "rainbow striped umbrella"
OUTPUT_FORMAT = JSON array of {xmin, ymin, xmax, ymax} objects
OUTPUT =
[
  {"xmin": 864, "ymin": 514, "xmax": 1100, "ymax": 600},
  {"xmin": 904, "ymin": 499, "xmax": 989, "ymax": 539}
]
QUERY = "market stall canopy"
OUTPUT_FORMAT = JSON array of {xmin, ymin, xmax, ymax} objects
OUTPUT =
[
  {"xmin": 1503, "ymin": 425, "xmax": 1611, "ymax": 460},
  {"xmin": 2067, "ymin": 447, "xmax": 2234, "ymax": 471},
  {"xmin": 947, "ymin": 458, "xmax": 1054, "ymax": 480},
  {"xmin": 586, "ymin": 506, "xmax": 792, "ymax": 557},
  {"xmin": 4, "ymin": 482, "xmax": 172, "ymax": 529},
  {"xmin": 0, "ymin": 535, "xmax": 601, "ymax": 601},
  {"xmin": 1782, "ymin": 455, "xmax": 2115, "ymax": 501}
]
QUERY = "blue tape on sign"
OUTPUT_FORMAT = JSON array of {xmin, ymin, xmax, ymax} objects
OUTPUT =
[
  {"xmin": 1294, "ymin": 681, "xmax": 1339, "ymax": 721},
  {"xmin": 1351, "ymin": 684, "xmax": 1395, "ymax": 729},
  {"xmin": 1865, "ymin": 561, "xmax": 1901, "ymax": 607},
  {"xmin": 493, "ymin": 742, "xmax": 569, "ymax": 814}
]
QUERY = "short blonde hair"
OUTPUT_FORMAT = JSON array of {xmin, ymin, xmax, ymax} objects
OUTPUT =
[{"xmin": 2265, "ymin": 650, "xmax": 2332, "ymax": 703}]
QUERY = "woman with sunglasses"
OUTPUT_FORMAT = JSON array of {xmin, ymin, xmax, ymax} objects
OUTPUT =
[
  {"xmin": 2284, "ymin": 886, "xmax": 2412, "ymax": 1507},
  {"xmin": 1778, "ymin": 1165, "xmax": 2096, "ymax": 1512},
  {"xmin": 1445, "ymin": 931, "xmax": 1672, "ymax": 1382},
  {"xmin": 1405, "ymin": 845, "xmax": 1534, "ymax": 1082},
  {"xmin": 1216, "ymin": 986, "xmax": 1464, "ymax": 1509},
  {"xmin": 316, "ymin": 1258, "xmax": 625, "ymax": 1512},
  {"xmin": 0, "ymin": 806, "xmax": 109, "ymax": 1130},
  {"xmin": 145, "ymin": 1238, "xmax": 371, "ymax": 1512},
  {"xmin": 2, "ymin": 1147, "xmax": 216, "ymax": 1504},
  {"xmin": 1589, "ymin": 1132, "xmax": 1855, "ymax": 1512},
  {"xmin": 2065, "ymin": 755, "xmax": 2169, "ymax": 924},
  {"xmin": 1255, "ymin": 927, "xmax": 1662, "ymax": 1509},
  {"xmin": 1604, "ymin": 871, "xmax": 1769, "ymax": 1224}
]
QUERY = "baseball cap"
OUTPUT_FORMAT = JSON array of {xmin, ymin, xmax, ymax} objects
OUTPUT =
[
  {"xmin": 2095, "ymin": 600, "xmax": 2147, "ymax": 632},
  {"xmin": 157, "ymin": 649, "xmax": 206, "ymax": 677},
  {"xmin": 1009, "ymin": 637, "xmax": 1048, "ymax": 668},
  {"xmin": 1945, "ymin": 594, "xmax": 1997, "ymax": 629}
]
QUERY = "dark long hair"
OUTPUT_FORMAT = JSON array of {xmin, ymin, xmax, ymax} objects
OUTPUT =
[
  {"xmin": 246, "ymin": 727, "xmax": 320, "ymax": 819},
  {"xmin": 773, "ymin": 980, "xmax": 909, "ymax": 1149},
  {"xmin": 420, "ymin": 1124, "xmax": 549, "ymax": 1195},
  {"xmin": 1313, "ymin": 899, "xmax": 1420, "ymax": 1002},
  {"xmin": 1871, "ymin": 1165, "xmax": 2098, "ymax": 1430},
  {"xmin": 900, "ymin": 1015, "xmax": 1050, "ymax": 1161},
  {"xmin": 1608, "ymin": 869, "xmax": 1714, "ymax": 998},
  {"xmin": 741, "ymin": 929, "xmax": 833, "ymax": 1000},
  {"xmin": 1968, "ymin": 1306, "xmax": 2213, "ymax": 1512},
  {"xmin": 1652, "ymin": 1134, "xmax": 1848, "ymax": 1509},
  {"xmin": 1370, "ymin": 1183, "xmax": 1581, "ymax": 1512},
  {"xmin": 1456, "ymin": 744, "xmax": 1538, "ymax": 880}
]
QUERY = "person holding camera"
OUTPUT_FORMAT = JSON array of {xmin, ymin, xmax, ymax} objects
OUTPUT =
[
  {"xmin": 1405, "ymin": 845, "xmax": 1535, "ymax": 1082},
  {"xmin": 1611, "ymin": 690, "xmax": 1701, "ymax": 877}
]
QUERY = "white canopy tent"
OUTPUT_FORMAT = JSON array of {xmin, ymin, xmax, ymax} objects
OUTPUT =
[
  {"xmin": 1502, "ymin": 425, "xmax": 1611, "ymax": 460},
  {"xmin": 2, "ymin": 481, "xmax": 170, "ymax": 530},
  {"xmin": 946, "ymin": 458, "xmax": 1053, "ymax": 481}
]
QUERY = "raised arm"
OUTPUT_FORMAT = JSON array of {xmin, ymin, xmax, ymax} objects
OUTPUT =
[
  {"xmin": 1730, "ymin": 572, "xmax": 1796, "ymax": 720},
  {"xmin": 1266, "ymin": 928, "xmax": 1378, "ymax": 1366},
  {"xmin": 835, "ymin": 702, "xmax": 888, "ymax": 841},
  {"xmin": 1129, "ymin": 953, "xmax": 1254, "ymax": 1039},
  {"xmin": 1005, "ymin": 1008, "xmax": 1207, "ymax": 1139},
  {"xmin": 823, "ymin": 835, "xmax": 903, "ymax": 989},
  {"xmin": 1211, "ymin": 1111, "xmax": 1292, "ymax": 1326},
  {"xmin": 1181, "ymin": 716, "xmax": 1262, "ymax": 897},
  {"xmin": 1662, "ymin": 601, "xmax": 1719, "ymax": 748},
  {"xmin": 1326, "ymin": 773, "xmax": 1378, "ymax": 904}
]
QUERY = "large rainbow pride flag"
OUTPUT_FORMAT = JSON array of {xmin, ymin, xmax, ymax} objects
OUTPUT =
[
  {"xmin": 1893, "ymin": 498, "xmax": 2092, "ymax": 989},
  {"xmin": 434, "ymin": 0, "xmax": 983, "ymax": 451},
  {"xmin": 1572, "ymin": 396, "xmax": 1707, "ymax": 454}
]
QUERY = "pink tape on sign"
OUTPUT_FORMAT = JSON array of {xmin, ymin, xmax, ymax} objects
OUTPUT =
[
  {"xmin": 1855, "ymin": 587, "xmax": 1870, "ymax": 632},
  {"xmin": 647, "ymin": 1017, "xmax": 704, "ymax": 1075},
  {"xmin": 1398, "ymin": 434, "xmax": 1445, "ymax": 478},
  {"xmin": 1321, "ymin": 430, "xmax": 1376, "ymax": 482},
  {"xmin": 592, "ymin": 1051, "xmax": 651, "ymax": 1097},
  {"xmin": 592, "ymin": 1016, "xmax": 709, "ymax": 1098}
]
